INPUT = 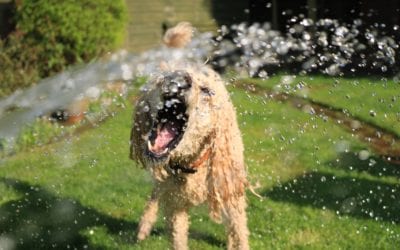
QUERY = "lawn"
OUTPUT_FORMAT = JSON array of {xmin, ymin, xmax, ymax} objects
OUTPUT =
[
  {"xmin": 0, "ymin": 76, "xmax": 399, "ymax": 249},
  {"xmin": 243, "ymin": 75, "xmax": 400, "ymax": 136}
]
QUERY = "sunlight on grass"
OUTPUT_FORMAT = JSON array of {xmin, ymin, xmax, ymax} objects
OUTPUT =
[
  {"xmin": 290, "ymin": 228, "xmax": 320, "ymax": 246},
  {"xmin": 244, "ymin": 75, "xmax": 400, "ymax": 136}
]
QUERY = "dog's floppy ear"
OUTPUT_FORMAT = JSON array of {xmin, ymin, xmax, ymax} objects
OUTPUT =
[
  {"xmin": 207, "ymin": 104, "xmax": 247, "ymax": 222},
  {"xmin": 130, "ymin": 96, "xmax": 157, "ymax": 166}
]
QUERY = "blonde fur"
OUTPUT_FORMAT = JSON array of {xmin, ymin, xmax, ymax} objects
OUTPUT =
[
  {"xmin": 130, "ymin": 23, "xmax": 249, "ymax": 250},
  {"xmin": 163, "ymin": 22, "xmax": 194, "ymax": 48}
]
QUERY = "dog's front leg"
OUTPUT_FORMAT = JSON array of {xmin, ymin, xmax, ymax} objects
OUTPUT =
[
  {"xmin": 164, "ymin": 205, "xmax": 189, "ymax": 250},
  {"xmin": 137, "ymin": 188, "xmax": 160, "ymax": 241}
]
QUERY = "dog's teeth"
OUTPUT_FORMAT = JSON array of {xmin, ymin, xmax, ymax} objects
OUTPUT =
[
  {"xmin": 162, "ymin": 148, "xmax": 168, "ymax": 154},
  {"xmin": 147, "ymin": 140, "xmax": 153, "ymax": 150}
]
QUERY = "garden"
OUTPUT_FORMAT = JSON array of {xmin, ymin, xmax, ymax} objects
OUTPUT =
[{"xmin": 0, "ymin": 1, "xmax": 399, "ymax": 249}]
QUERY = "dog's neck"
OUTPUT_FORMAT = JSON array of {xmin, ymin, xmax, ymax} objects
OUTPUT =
[{"xmin": 169, "ymin": 147, "xmax": 212, "ymax": 174}]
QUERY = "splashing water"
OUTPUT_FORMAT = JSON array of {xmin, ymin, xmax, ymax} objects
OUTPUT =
[
  {"xmin": 1, "ymin": 17, "xmax": 399, "ymax": 145},
  {"xmin": 0, "ymin": 33, "xmax": 214, "ymax": 143},
  {"xmin": 211, "ymin": 18, "xmax": 400, "ymax": 77}
]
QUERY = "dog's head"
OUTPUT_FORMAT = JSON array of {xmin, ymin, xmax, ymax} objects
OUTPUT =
[{"xmin": 130, "ymin": 67, "xmax": 221, "ymax": 175}]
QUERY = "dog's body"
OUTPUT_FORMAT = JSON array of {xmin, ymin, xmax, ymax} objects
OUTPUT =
[{"xmin": 130, "ymin": 23, "xmax": 249, "ymax": 250}]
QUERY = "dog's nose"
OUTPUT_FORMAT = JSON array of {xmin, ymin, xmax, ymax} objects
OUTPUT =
[{"xmin": 162, "ymin": 71, "xmax": 192, "ymax": 96}]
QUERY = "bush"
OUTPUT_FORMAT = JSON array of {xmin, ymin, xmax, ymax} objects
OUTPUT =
[
  {"xmin": 0, "ymin": 34, "xmax": 41, "ymax": 97},
  {"xmin": 0, "ymin": 0, "xmax": 127, "ymax": 97}
]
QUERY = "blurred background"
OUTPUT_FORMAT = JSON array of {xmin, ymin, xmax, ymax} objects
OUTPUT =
[
  {"xmin": 2, "ymin": 0, "xmax": 399, "ymax": 51},
  {"xmin": 121, "ymin": 0, "xmax": 400, "ymax": 51}
]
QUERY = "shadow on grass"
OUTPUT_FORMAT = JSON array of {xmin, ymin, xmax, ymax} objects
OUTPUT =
[
  {"xmin": 264, "ymin": 171, "xmax": 400, "ymax": 224},
  {"xmin": 190, "ymin": 231, "xmax": 225, "ymax": 248},
  {"xmin": 0, "ymin": 178, "xmax": 224, "ymax": 249},
  {"xmin": 0, "ymin": 178, "xmax": 139, "ymax": 249},
  {"xmin": 329, "ymin": 152, "xmax": 400, "ymax": 178}
]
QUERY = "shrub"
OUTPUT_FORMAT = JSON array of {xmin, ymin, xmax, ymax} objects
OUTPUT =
[
  {"xmin": 0, "ymin": 0, "xmax": 127, "ymax": 96},
  {"xmin": 0, "ymin": 35, "xmax": 41, "ymax": 97}
]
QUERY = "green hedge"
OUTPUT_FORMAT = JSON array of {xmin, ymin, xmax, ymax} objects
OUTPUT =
[
  {"xmin": 0, "ymin": 35, "xmax": 41, "ymax": 96},
  {"xmin": 0, "ymin": 0, "xmax": 127, "ymax": 97}
]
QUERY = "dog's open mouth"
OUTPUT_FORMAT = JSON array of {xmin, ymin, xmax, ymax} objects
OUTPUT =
[{"xmin": 147, "ymin": 98, "xmax": 188, "ymax": 158}]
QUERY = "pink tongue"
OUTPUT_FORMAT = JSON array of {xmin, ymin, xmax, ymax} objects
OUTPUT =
[{"xmin": 152, "ymin": 123, "xmax": 176, "ymax": 153}]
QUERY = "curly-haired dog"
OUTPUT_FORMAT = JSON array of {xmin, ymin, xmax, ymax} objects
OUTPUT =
[{"xmin": 130, "ymin": 23, "xmax": 249, "ymax": 250}]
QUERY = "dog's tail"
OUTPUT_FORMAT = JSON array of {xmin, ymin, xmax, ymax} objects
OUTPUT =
[{"xmin": 163, "ymin": 22, "xmax": 194, "ymax": 48}]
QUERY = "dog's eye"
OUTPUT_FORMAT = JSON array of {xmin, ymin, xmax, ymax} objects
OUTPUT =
[{"xmin": 200, "ymin": 86, "xmax": 215, "ymax": 97}]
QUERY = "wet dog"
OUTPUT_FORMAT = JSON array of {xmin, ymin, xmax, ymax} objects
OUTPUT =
[{"xmin": 130, "ymin": 23, "xmax": 249, "ymax": 250}]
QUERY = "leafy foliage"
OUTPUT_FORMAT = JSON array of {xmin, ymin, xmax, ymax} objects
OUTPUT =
[
  {"xmin": 0, "ymin": 0, "xmax": 127, "ymax": 97},
  {"xmin": 0, "ymin": 34, "xmax": 41, "ymax": 97}
]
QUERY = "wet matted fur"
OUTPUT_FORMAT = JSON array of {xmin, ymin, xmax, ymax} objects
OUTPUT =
[{"xmin": 129, "ymin": 24, "xmax": 249, "ymax": 250}]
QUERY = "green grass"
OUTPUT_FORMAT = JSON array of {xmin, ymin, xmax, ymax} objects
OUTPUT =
[
  {"xmin": 243, "ymin": 75, "xmax": 400, "ymax": 136},
  {"xmin": 0, "ymin": 79, "xmax": 399, "ymax": 249}
]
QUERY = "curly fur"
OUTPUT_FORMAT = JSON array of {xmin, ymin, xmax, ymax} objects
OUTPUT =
[{"xmin": 129, "ymin": 24, "xmax": 249, "ymax": 250}]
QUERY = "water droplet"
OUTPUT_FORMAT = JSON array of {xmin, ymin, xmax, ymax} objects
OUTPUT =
[
  {"xmin": 335, "ymin": 140, "xmax": 350, "ymax": 153},
  {"xmin": 369, "ymin": 110, "xmax": 377, "ymax": 117},
  {"xmin": 258, "ymin": 70, "xmax": 268, "ymax": 78},
  {"xmin": 358, "ymin": 150, "xmax": 370, "ymax": 160},
  {"xmin": 368, "ymin": 159, "xmax": 376, "ymax": 166}
]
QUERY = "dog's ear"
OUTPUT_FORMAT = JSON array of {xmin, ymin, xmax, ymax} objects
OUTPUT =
[
  {"xmin": 130, "ymin": 97, "xmax": 154, "ymax": 167},
  {"xmin": 207, "ymin": 106, "xmax": 247, "ymax": 222}
]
